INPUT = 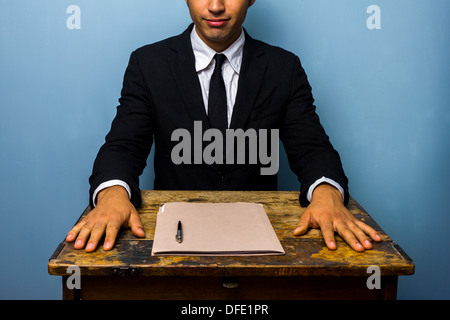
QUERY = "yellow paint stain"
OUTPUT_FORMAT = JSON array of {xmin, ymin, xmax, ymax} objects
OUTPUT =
[
  {"xmin": 160, "ymin": 256, "xmax": 201, "ymax": 265},
  {"xmin": 311, "ymin": 245, "xmax": 398, "ymax": 265}
]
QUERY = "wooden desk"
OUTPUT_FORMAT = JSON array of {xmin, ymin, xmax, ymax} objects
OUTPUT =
[{"xmin": 48, "ymin": 190, "xmax": 414, "ymax": 300}]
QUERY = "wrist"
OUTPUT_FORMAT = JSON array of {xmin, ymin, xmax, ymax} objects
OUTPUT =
[
  {"xmin": 311, "ymin": 183, "xmax": 343, "ymax": 204},
  {"xmin": 97, "ymin": 185, "xmax": 129, "ymax": 204}
]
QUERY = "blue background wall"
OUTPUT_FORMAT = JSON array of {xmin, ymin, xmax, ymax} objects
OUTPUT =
[{"xmin": 0, "ymin": 0, "xmax": 448, "ymax": 299}]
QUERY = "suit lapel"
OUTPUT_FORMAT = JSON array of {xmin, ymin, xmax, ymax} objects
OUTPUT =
[
  {"xmin": 229, "ymin": 31, "xmax": 268, "ymax": 130},
  {"xmin": 168, "ymin": 25, "xmax": 211, "ymax": 129}
]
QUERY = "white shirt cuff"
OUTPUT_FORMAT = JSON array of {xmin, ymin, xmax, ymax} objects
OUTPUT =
[
  {"xmin": 92, "ymin": 180, "xmax": 132, "ymax": 207},
  {"xmin": 307, "ymin": 176, "xmax": 345, "ymax": 202}
]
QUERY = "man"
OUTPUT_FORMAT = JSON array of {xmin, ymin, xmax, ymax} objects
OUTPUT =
[{"xmin": 66, "ymin": 0, "xmax": 381, "ymax": 253}]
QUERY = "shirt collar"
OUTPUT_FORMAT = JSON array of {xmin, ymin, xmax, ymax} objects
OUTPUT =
[{"xmin": 190, "ymin": 25, "xmax": 245, "ymax": 74}]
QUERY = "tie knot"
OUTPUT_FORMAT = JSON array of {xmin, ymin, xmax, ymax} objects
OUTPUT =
[{"xmin": 214, "ymin": 54, "xmax": 226, "ymax": 72}]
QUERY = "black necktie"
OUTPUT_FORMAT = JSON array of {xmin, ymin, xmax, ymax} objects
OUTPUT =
[{"xmin": 208, "ymin": 54, "xmax": 228, "ymax": 133}]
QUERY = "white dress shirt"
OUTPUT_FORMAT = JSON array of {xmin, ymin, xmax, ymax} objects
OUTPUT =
[
  {"xmin": 191, "ymin": 25, "xmax": 244, "ymax": 127},
  {"xmin": 92, "ymin": 27, "xmax": 344, "ymax": 205}
]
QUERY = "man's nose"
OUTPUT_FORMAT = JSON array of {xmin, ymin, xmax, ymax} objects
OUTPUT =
[{"xmin": 208, "ymin": 0, "xmax": 226, "ymax": 14}]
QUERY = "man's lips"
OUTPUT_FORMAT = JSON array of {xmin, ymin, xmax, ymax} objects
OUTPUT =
[{"xmin": 205, "ymin": 18, "xmax": 230, "ymax": 27}]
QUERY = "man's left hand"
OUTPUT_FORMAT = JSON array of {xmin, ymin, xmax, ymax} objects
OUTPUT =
[{"xmin": 293, "ymin": 184, "xmax": 382, "ymax": 252}]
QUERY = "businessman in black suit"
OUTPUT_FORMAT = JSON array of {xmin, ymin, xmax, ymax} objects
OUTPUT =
[{"xmin": 66, "ymin": 0, "xmax": 381, "ymax": 253}]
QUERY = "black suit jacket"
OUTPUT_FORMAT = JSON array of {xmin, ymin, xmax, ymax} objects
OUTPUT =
[{"xmin": 89, "ymin": 24, "xmax": 349, "ymax": 208}]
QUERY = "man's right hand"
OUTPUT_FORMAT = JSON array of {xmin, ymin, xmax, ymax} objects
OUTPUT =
[{"xmin": 65, "ymin": 185, "xmax": 145, "ymax": 252}]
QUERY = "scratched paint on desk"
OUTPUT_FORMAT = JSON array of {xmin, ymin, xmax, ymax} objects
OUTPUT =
[{"xmin": 311, "ymin": 245, "xmax": 401, "ymax": 267}]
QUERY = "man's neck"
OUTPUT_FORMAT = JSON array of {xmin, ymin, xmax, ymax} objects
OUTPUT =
[{"xmin": 193, "ymin": 26, "xmax": 243, "ymax": 53}]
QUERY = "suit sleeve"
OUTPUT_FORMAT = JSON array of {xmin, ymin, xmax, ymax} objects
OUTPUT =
[
  {"xmin": 279, "ymin": 55, "xmax": 349, "ymax": 207},
  {"xmin": 88, "ymin": 50, "xmax": 155, "ymax": 208}
]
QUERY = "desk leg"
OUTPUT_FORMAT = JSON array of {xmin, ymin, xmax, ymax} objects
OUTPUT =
[
  {"xmin": 380, "ymin": 276, "xmax": 398, "ymax": 300},
  {"xmin": 62, "ymin": 276, "xmax": 81, "ymax": 300}
]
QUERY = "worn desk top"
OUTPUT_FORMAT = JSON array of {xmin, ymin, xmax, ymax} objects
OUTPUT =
[{"xmin": 48, "ymin": 190, "xmax": 414, "ymax": 278}]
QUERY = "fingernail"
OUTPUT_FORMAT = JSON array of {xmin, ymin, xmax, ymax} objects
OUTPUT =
[
  {"xmin": 356, "ymin": 243, "xmax": 363, "ymax": 250},
  {"xmin": 86, "ymin": 243, "xmax": 93, "ymax": 250},
  {"xmin": 365, "ymin": 240, "xmax": 372, "ymax": 247}
]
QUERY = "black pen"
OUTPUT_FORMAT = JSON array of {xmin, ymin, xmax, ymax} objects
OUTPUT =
[{"xmin": 176, "ymin": 221, "xmax": 183, "ymax": 243}]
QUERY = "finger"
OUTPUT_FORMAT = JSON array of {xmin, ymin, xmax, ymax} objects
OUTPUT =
[
  {"xmin": 335, "ymin": 222, "xmax": 365, "ymax": 252},
  {"xmin": 66, "ymin": 221, "xmax": 86, "ymax": 242},
  {"xmin": 320, "ymin": 221, "xmax": 337, "ymax": 250},
  {"xmin": 74, "ymin": 224, "xmax": 93, "ymax": 249},
  {"xmin": 293, "ymin": 212, "xmax": 311, "ymax": 236},
  {"xmin": 347, "ymin": 221, "xmax": 373, "ymax": 250},
  {"xmin": 103, "ymin": 222, "xmax": 121, "ymax": 251},
  {"xmin": 85, "ymin": 222, "xmax": 106, "ymax": 252},
  {"xmin": 355, "ymin": 220, "xmax": 382, "ymax": 242},
  {"xmin": 129, "ymin": 210, "xmax": 145, "ymax": 238}
]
